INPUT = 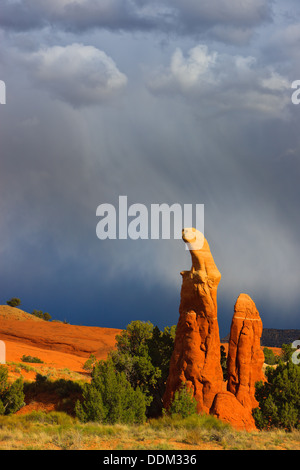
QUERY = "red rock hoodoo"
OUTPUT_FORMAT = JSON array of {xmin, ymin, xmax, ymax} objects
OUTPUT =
[
  {"xmin": 226, "ymin": 293, "xmax": 265, "ymax": 409},
  {"xmin": 164, "ymin": 229, "xmax": 264, "ymax": 431},
  {"xmin": 163, "ymin": 228, "xmax": 224, "ymax": 414},
  {"xmin": 211, "ymin": 294, "xmax": 264, "ymax": 430}
]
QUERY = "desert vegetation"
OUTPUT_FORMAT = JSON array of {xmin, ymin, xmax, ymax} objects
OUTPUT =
[
  {"xmin": 5, "ymin": 298, "xmax": 52, "ymax": 321},
  {"xmin": 31, "ymin": 310, "xmax": 52, "ymax": 321},
  {"xmin": 0, "ymin": 366, "xmax": 24, "ymax": 415},
  {"xmin": 21, "ymin": 355, "xmax": 44, "ymax": 364},
  {"xmin": 0, "ymin": 411, "xmax": 299, "ymax": 450},
  {"xmin": 0, "ymin": 320, "xmax": 299, "ymax": 450},
  {"xmin": 6, "ymin": 298, "xmax": 21, "ymax": 308}
]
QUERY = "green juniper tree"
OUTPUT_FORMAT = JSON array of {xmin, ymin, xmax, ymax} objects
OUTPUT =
[
  {"xmin": 167, "ymin": 382, "xmax": 197, "ymax": 418},
  {"xmin": 109, "ymin": 320, "xmax": 176, "ymax": 416},
  {"xmin": 0, "ymin": 366, "xmax": 24, "ymax": 415},
  {"xmin": 253, "ymin": 359, "xmax": 300, "ymax": 431},
  {"xmin": 6, "ymin": 298, "xmax": 21, "ymax": 308},
  {"xmin": 263, "ymin": 347, "xmax": 277, "ymax": 365},
  {"xmin": 75, "ymin": 359, "xmax": 146, "ymax": 424}
]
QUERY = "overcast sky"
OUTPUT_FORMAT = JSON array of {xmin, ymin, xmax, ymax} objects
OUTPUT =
[{"xmin": 1, "ymin": 0, "xmax": 300, "ymax": 337}]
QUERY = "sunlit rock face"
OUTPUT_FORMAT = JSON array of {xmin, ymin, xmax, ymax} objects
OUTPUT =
[
  {"xmin": 164, "ymin": 230, "xmax": 265, "ymax": 431},
  {"xmin": 227, "ymin": 293, "xmax": 265, "ymax": 410},
  {"xmin": 163, "ymin": 228, "xmax": 223, "ymax": 414}
]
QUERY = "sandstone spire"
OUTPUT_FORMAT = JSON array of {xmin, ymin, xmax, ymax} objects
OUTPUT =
[
  {"xmin": 227, "ymin": 293, "xmax": 265, "ymax": 409},
  {"xmin": 211, "ymin": 293, "xmax": 264, "ymax": 430},
  {"xmin": 164, "ymin": 231, "xmax": 265, "ymax": 431},
  {"xmin": 163, "ymin": 228, "xmax": 223, "ymax": 414}
]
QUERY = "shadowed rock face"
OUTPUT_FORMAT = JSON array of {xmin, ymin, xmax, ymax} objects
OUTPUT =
[
  {"xmin": 163, "ymin": 228, "xmax": 223, "ymax": 414},
  {"xmin": 227, "ymin": 293, "xmax": 265, "ymax": 409}
]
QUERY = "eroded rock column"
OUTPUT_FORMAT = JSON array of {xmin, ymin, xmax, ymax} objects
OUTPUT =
[
  {"xmin": 227, "ymin": 293, "xmax": 265, "ymax": 409},
  {"xmin": 163, "ymin": 228, "xmax": 223, "ymax": 414},
  {"xmin": 211, "ymin": 293, "xmax": 265, "ymax": 431}
]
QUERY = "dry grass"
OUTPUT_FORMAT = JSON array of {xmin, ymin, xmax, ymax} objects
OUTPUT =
[
  {"xmin": 0, "ymin": 412, "xmax": 299, "ymax": 450},
  {"xmin": 0, "ymin": 305, "xmax": 43, "ymax": 322},
  {"xmin": 6, "ymin": 361, "xmax": 88, "ymax": 383}
]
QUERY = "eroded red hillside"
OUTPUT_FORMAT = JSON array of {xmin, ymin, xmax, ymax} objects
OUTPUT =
[{"xmin": 0, "ymin": 305, "xmax": 122, "ymax": 382}]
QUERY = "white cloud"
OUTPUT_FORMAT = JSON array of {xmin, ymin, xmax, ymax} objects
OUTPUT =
[
  {"xmin": 169, "ymin": 46, "xmax": 217, "ymax": 90},
  {"xmin": 24, "ymin": 43, "xmax": 127, "ymax": 107},
  {"xmin": 148, "ymin": 44, "xmax": 291, "ymax": 118},
  {"xmin": 261, "ymin": 71, "xmax": 290, "ymax": 91},
  {"xmin": 149, "ymin": 45, "xmax": 218, "ymax": 93}
]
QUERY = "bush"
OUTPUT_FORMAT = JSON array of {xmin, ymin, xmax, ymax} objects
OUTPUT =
[
  {"xmin": 21, "ymin": 355, "xmax": 44, "ymax": 364},
  {"xmin": 109, "ymin": 320, "xmax": 176, "ymax": 416},
  {"xmin": 24, "ymin": 373, "xmax": 83, "ymax": 397},
  {"xmin": 0, "ymin": 366, "xmax": 24, "ymax": 415},
  {"xmin": 32, "ymin": 309, "xmax": 44, "ymax": 319},
  {"xmin": 263, "ymin": 347, "xmax": 277, "ymax": 365},
  {"xmin": 31, "ymin": 310, "xmax": 51, "ymax": 321},
  {"xmin": 146, "ymin": 325, "xmax": 176, "ymax": 415},
  {"xmin": 6, "ymin": 298, "xmax": 21, "ymax": 308},
  {"xmin": 253, "ymin": 360, "xmax": 300, "ymax": 431},
  {"xmin": 83, "ymin": 354, "xmax": 97, "ymax": 373},
  {"xmin": 220, "ymin": 345, "xmax": 228, "ymax": 380},
  {"xmin": 75, "ymin": 359, "xmax": 147, "ymax": 424},
  {"xmin": 280, "ymin": 343, "xmax": 294, "ymax": 362},
  {"xmin": 166, "ymin": 383, "xmax": 197, "ymax": 419},
  {"xmin": 43, "ymin": 312, "xmax": 52, "ymax": 322}
]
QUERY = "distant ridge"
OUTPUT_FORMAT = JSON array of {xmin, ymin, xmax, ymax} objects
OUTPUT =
[
  {"xmin": 222, "ymin": 328, "xmax": 300, "ymax": 348},
  {"xmin": 0, "ymin": 305, "xmax": 122, "ymax": 358},
  {"xmin": 0, "ymin": 305, "xmax": 43, "ymax": 321}
]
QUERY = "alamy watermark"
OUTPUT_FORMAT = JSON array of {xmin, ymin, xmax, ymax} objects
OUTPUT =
[
  {"xmin": 96, "ymin": 196, "xmax": 204, "ymax": 250},
  {"xmin": 0, "ymin": 341, "xmax": 6, "ymax": 364},
  {"xmin": 292, "ymin": 340, "xmax": 300, "ymax": 365},
  {"xmin": 0, "ymin": 80, "xmax": 6, "ymax": 104},
  {"xmin": 291, "ymin": 80, "xmax": 300, "ymax": 105}
]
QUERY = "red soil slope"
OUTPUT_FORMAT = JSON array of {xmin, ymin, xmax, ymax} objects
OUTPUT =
[{"xmin": 0, "ymin": 305, "xmax": 122, "ymax": 371}]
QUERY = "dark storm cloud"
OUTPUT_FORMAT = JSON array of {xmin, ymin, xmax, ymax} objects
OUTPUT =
[
  {"xmin": 0, "ymin": 0, "xmax": 273, "ymax": 43},
  {"xmin": 1, "ymin": 68, "xmax": 299, "ymax": 333},
  {"xmin": 0, "ymin": 0, "xmax": 299, "ymax": 335},
  {"xmin": 175, "ymin": 0, "xmax": 274, "ymax": 34}
]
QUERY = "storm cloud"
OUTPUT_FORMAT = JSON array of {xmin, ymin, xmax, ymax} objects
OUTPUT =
[
  {"xmin": 0, "ymin": 0, "xmax": 299, "ymax": 337},
  {"xmin": 0, "ymin": 0, "xmax": 272, "ymax": 43}
]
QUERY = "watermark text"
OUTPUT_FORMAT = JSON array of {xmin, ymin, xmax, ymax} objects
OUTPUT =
[
  {"xmin": 96, "ymin": 196, "xmax": 204, "ymax": 249},
  {"xmin": 291, "ymin": 80, "xmax": 300, "ymax": 105},
  {"xmin": 0, "ymin": 341, "xmax": 6, "ymax": 364},
  {"xmin": 292, "ymin": 340, "xmax": 300, "ymax": 365},
  {"xmin": 0, "ymin": 80, "xmax": 6, "ymax": 104}
]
